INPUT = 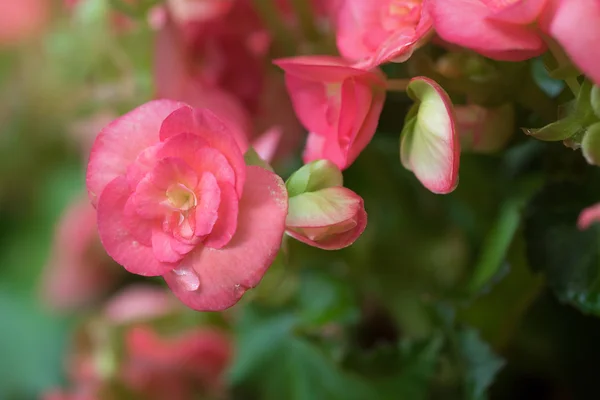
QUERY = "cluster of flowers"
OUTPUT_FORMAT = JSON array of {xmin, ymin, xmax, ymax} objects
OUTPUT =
[
  {"xmin": 42, "ymin": 0, "xmax": 600, "ymax": 315},
  {"xmin": 32, "ymin": 0, "xmax": 600, "ymax": 396}
]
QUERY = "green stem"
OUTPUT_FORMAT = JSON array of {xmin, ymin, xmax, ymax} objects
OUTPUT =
[{"xmin": 544, "ymin": 35, "xmax": 581, "ymax": 96}]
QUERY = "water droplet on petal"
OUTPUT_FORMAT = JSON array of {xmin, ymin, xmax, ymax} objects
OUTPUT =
[{"xmin": 172, "ymin": 265, "xmax": 200, "ymax": 291}]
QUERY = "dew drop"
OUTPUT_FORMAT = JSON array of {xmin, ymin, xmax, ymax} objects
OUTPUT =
[{"xmin": 172, "ymin": 265, "xmax": 200, "ymax": 291}]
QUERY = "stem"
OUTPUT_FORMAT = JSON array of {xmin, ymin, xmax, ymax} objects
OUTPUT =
[
  {"xmin": 544, "ymin": 34, "xmax": 581, "ymax": 96},
  {"xmin": 250, "ymin": 0, "xmax": 296, "ymax": 56},
  {"xmin": 386, "ymin": 79, "xmax": 410, "ymax": 92},
  {"xmin": 289, "ymin": 0, "xmax": 320, "ymax": 42}
]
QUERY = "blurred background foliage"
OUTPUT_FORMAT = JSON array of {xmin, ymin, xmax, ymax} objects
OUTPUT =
[{"xmin": 2, "ymin": 1, "xmax": 600, "ymax": 399}]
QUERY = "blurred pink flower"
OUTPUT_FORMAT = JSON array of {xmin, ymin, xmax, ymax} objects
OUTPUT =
[
  {"xmin": 86, "ymin": 100, "xmax": 288, "ymax": 311},
  {"xmin": 103, "ymin": 284, "xmax": 177, "ymax": 324},
  {"xmin": 455, "ymin": 103, "xmax": 515, "ymax": 153},
  {"xmin": 154, "ymin": 3, "xmax": 304, "ymax": 163},
  {"xmin": 0, "ymin": 0, "xmax": 49, "ymax": 46},
  {"xmin": 577, "ymin": 203, "xmax": 600, "ymax": 230},
  {"xmin": 274, "ymin": 56, "xmax": 386, "ymax": 170},
  {"xmin": 336, "ymin": 0, "xmax": 432, "ymax": 68},
  {"xmin": 40, "ymin": 196, "xmax": 122, "ymax": 311},
  {"xmin": 123, "ymin": 325, "xmax": 232, "ymax": 399}
]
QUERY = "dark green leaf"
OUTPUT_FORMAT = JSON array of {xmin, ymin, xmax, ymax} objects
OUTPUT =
[
  {"xmin": 457, "ymin": 328, "xmax": 505, "ymax": 400},
  {"xmin": 524, "ymin": 180, "xmax": 600, "ymax": 315}
]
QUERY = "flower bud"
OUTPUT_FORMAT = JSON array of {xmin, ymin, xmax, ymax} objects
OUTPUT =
[
  {"xmin": 400, "ymin": 77, "xmax": 459, "ymax": 194},
  {"xmin": 285, "ymin": 160, "xmax": 366, "ymax": 250}
]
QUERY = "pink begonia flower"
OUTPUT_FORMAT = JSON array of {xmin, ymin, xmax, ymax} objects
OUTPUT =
[
  {"xmin": 86, "ymin": 100, "xmax": 288, "ymax": 311},
  {"xmin": 428, "ymin": 0, "xmax": 548, "ymax": 61},
  {"xmin": 40, "ymin": 196, "xmax": 122, "ymax": 311},
  {"xmin": 274, "ymin": 56, "xmax": 386, "ymax": 170},
  {"xmin": 455, "ymin": 103, "xmax": 515, "ymax": 153},
  {"xmin": 336, "ymin": 0, "xmax": 433, "ymax": 68},
  {"xmin": 0, "ymin": 0, "xmax": 48, "ymax": 46},
  {"xmin": 578, "ymin": 203, "xmax": 600, "ymax": 230},
  {"xmin": 400, "ymin": 77, "xmax": 459, "ymax": 194},
  {"xmin": 123, "ymin": 325, "xmax": 232, "ymax": 399},
  {"xmin": 285, "ymin": 160, "xmax": 367, "ymax": 250}
]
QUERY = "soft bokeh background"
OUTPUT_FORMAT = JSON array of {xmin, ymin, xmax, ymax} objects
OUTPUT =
[{"xmin": 3, "ymin": 1, "xmax": 600, "ymax": 399}]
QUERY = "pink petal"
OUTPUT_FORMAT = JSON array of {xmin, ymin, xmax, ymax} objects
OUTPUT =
[
  {"xmin": 97, "ymin": 176, "xmax": 175, "ymax": 276},
  {"xmin": 547, "ymin": 0, "xmax": 600, "ymax": 85},
  {"xmin": 428, "ymin": 0, "xmax": 545, "ymax": 61},
  {"xmin": 486, "ymin": 0, "xmax": 547, "ymax": 24},
  {"xmin": 151, "ymin": 229, "xmax": 189, "ymax": 263},
  {"xmin": 159, "ymin": 107, "xmax": 246, "ymax": 197},
  {"xmin": 202, "ymin": 182, "xmax": 238, "ymax": 249},
  {"xmin": 287, "ymin": 206, "xmax": 367, "ymax": 251},
  {"xmin": 252, "ymin": 126, "xmax": 283, "ymax": 164},
  {"xmin": 164, "ymin": 166, "xmax": 288, "ymax": 311},
  {"xmin": 286, "ymin": 187, "xmax": 362, "ymax": 228},
  {"xmin": 87, "ymin": 100, "xmax": 187, "ymax": 206},
  {"xmin": 195, "ymin": 172, "xmax": 221, "ymax": 237},
  {"xmin": 302, "ymin": 133, "xmax": 327, "ymax": 164},
  {"xmin": 577, "ymin": 203, "xmax": 600, "ymax": 230},
  {"xmin": 130, "ymin": 157, "xmax": 199, "ymax": 218}
]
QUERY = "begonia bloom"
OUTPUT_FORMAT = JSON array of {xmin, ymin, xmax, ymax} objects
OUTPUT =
[
  {"xmin": 40, "ymin": 196, "xmax": 122, "ymax": 311},
  {"xmin": 274, "ymin": 56, "xmax": 386, "ymax": 170},
  {"xmin": 285, "ymin": 160, "xmax": 367, "ymax": 250},
  {"xmin": 123, "ymin": 326, "xmax": 232, "ymax": 400},
  {"xmin": 86, "ymin": 100, "xmax": 288, "ymax": 311},
  {"xmin": 336, "ymin": 0, "xmax": 433, "ymax": 68}
]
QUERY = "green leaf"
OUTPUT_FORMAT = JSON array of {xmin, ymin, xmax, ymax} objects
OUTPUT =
[
  {"xmin": 524, "ymin": 79, "xmax": 598, "ymax": 142},
  {"xmin": 264, "ymin": 337, "xmax": 375, "ymax": 400},
  {"xmin": 467, "ymin": 175, "xmax": 544, "ymax": 294},
  {"xmin": 344, "ymin": 336, "xmax": 443, "ymax": 400},
  {"xmin": 524, "ymin": 180, "xmax": 600, "ymax": 315},
  {"xmin": 457, "ymin": 328, "xmax": 505, "ymax": 400},
  {"xmin": 522, "ymin": 116, "xmax": 584, "ymax": 141},
  {"xmin": 298, "ymin": 269, "xmax": 359, "ymax": 326},
  {"xmin": 227, "ymin": 310, "xmax": 299, "ymax": 385}
]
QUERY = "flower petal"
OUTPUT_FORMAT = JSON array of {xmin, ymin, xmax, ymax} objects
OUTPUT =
[
  {"xmin": 428, "ymin": 0, "xmax": 545, "ymax": 61},
  {"xmin": 87, "ymin": 100, "xmax": 187, "ymax": 206},
  {"xmin": 202, "ymin": 182, "xmax": 238, "ymax": 249},
  {"xmin": 286, "ymin": 187, "xmax": 362, "ymax": 228},
  {"xmin": 97, "ymin": 176, "xmax": 174, "ymax": 276},
  {"xmin": 163, "ymin": 166, "xmax": 288, "ymax": 311},
  {"xmin": 159, "ymin": 107, "xmax": 246, "ymax": 197},
  {"xmin": 547, "ymin": 0, "xmax": 600, "ymax": 85},
  {"xmin": 401, "ymin": 77, "xmax": 459, "ymax": 194}
]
